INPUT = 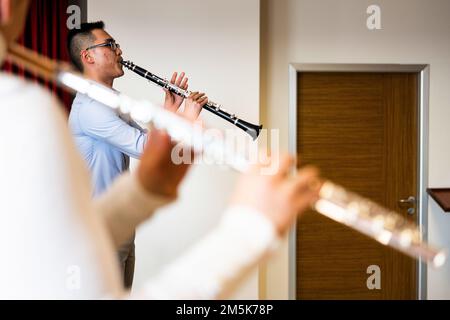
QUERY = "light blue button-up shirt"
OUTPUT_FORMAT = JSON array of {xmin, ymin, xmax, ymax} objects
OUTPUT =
[{"xmin": 69, "ymin": 92, "xmax": 148, "ymax": 196}]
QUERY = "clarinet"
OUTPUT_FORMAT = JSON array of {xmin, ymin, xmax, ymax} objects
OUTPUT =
[{"xmin": 121, "ymin": 60, "xmax": 263, "ymax": 140}]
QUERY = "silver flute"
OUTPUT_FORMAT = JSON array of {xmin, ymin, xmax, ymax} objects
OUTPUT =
[
  {"xmin": 121, "ymin": 60, "xmax": 263, "ymax": 141},
  {"xmin": 7, "ymin": 44, "xmax": 447, "ymax": 268}
]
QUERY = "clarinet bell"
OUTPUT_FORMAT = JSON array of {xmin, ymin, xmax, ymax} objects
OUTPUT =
[{"xmin": 236, "ymin": 119, "xmax": 263, "ymax": 140}]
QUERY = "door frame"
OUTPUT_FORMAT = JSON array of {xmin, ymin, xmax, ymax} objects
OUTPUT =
[{"xmin": 288, "ymin": 63, "xmax": 430, "ymax": 300}]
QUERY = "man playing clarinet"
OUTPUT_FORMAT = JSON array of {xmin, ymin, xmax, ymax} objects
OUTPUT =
[{"xmin": 67, "ymin": 21, "xmax": 208, "ymax": 289}]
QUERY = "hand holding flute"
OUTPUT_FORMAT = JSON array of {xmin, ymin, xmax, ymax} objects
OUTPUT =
[{"xmin": 231, "ymin": 155, "xmax": 321, "ymax": 236}]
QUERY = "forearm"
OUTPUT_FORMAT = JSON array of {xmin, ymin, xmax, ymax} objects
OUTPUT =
[
  {"xmin": 133, "ymin": 206, "xmax": 280, "ymax": 300},
  {"xmin": 94, "ymin": 172, "xmax": 174, "ymax": 248}
]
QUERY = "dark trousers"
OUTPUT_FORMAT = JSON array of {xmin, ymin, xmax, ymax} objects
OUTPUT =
[{"xmin": 118, "ymin": 235, "xmax": 136, "ymax": 289}]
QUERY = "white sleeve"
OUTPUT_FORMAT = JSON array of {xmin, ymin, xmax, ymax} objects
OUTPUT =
[
  {"xmin": 132, "ymin": 206, "xmax": 280, "ymax": 300},
  {"xmin": 93, "ymin": 172, "xmax": 175, "ymax": 248}
]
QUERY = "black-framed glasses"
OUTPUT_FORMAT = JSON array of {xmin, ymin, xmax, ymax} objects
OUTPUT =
[{"xmin": 84, "ymin": 40, "xmax": 120, "ymax": 52}]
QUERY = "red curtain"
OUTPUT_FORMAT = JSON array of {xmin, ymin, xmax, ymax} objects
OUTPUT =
[{"xmin": 2, "ymin": 0, "xmax": 74, "ymax": 111}]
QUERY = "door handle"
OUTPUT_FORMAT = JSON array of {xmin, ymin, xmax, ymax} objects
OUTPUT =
[
  {"xmin": 398, "ymin": 196, "xmax": 416, "ymax": 215},
  {"xmin": 399, "ymin": 196, "xmax": 416, "ymax": 205}
]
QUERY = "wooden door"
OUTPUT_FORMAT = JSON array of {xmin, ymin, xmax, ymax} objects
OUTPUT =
[{"xmin": 296, "ymin": 72, "xmax": 418, "ymax": 299}]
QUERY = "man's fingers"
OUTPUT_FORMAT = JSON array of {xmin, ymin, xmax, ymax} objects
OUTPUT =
[
  {"xmin": 198, "ymin": 97, "xmax": 208, "ymax": 106},
  {"xmin": 190, "ymin": 92, "xmax": 203, "ymax": 101},
  {"xmin": 170, "ymin": 72, "xmax": 177, "ymax": 84},
  {"xmin": 188, "ymin": 91, "xmax": 198, "ymax": 97},
  {"xmin": 187, "ymin": 92, "xmax": 209, "ymax": 102},
  {"xmin": 189, "ymin": 92, "xmax": 201, "ymax": 101},
  {"xmin": 175, "ymin": 72, "xmax": 185, "ymax": 86},
  {"xmin": 180, "ymin": 77, "xmax": 189, "ymax": 90}
]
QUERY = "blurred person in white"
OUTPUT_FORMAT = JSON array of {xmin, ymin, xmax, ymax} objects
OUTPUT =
[{"xmin": 0, "ymin": 0, "xmax": 320, "ymax": 299}]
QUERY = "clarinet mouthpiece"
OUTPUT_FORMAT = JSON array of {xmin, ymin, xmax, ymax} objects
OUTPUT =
[{"xmin": 120, "ymin": 60, "xmax": 133, "ymax": 69}]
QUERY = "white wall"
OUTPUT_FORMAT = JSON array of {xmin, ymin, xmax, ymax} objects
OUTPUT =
[
  {"xmin": 261, "ymin": 0, "xmax": 450, "ymax": 299},
  {"xmin": 89, "ymin": 0, "xmax": 260, "ymax": 299}
]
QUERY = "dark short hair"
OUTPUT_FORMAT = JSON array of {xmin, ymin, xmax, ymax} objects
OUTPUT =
[{"xmin": 67, "ymin": 21, "xmax": 105, "ymax": 71}]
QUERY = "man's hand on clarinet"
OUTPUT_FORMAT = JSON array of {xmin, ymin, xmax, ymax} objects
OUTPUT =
[
  {"xmin": 164, "ymin": 72, "xmax": 188, "ymax": 113},
  {"xmin": 182, "ymin": 91, "xmax": 208, "ymax": 121}
]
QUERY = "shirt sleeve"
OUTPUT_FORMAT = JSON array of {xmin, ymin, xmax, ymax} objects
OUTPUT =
[
  {"xmin": 130, "ymin": 206, "xmax": 280, "ymax": 300},
  {"xmin": 78, "ymin": 100, "xmax": 148, "ymax": 158},
  {"xmin": 129, "ymin": 119, "xmax": 148, "ymax": 133},
  {"xmin": 94, "ymin": 172, "xmax": 175, "ymax": 248}
]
